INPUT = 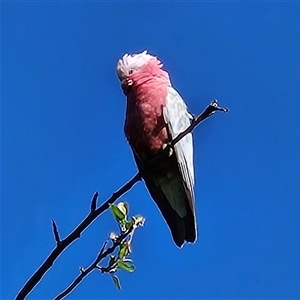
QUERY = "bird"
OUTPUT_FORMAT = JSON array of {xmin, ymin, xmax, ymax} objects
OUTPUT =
[{"xmin": 117, "ymin": 51, "xmax": 196, "ymax": 247}]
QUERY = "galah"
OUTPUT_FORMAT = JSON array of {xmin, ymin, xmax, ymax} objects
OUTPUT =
[{"xmin": 117, "ymin": 51, "xmax": 196, "ymax": 247}]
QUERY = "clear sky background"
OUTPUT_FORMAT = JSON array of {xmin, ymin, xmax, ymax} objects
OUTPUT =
[{"xmin": 2, "ymin": 2, "xmax": 300, "ymax": 299}]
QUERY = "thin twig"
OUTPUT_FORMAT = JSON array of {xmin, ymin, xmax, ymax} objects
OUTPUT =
[
  {"xmin": 15, "ymin": 173, "xmax": 141, "ymax": 300},
  {"xmin": 90, "ymin": 191, "xmax": 99, "ymax": 212},
  {"xmin": 172, "ymin": 99, "xmax": 228, "ymax": 146},
  {"xmin": 15, "ymin": 100, "xmax": 228, "ymax": 300},
  {"xmin": 54, "ymin": 228, "xmax": 134, "ymax": 300},
  {"xmin": 51, "ymin": 219, "xmax": 61, "ymax": 245}
]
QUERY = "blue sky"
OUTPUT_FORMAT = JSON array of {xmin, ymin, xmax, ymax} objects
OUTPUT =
[{"xmin": 2, "ymin": 2, "xmax": 300, "ymax": 299}]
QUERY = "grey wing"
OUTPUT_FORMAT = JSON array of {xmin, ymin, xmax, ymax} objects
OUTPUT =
[{"xmin": 163, "ymin": 86, "xmax": 196, "ymax": 218}]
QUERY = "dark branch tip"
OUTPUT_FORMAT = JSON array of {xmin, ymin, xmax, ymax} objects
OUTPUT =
[
  {"xmin": 90, "ymin": 191, "xmax": 99, "ymax": 212},
  {"xmin": 211, "ymin": 99, "xmax": 229, "ymax": 113},
  {"xmin": 97, "ymin": 241, "xmax": 108, "ymax": 259},
  {"xmin": 51, "ymin": 219, "xmax": 61, "ymax": 245}
]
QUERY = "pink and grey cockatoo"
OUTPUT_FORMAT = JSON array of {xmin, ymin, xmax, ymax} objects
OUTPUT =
[{"xmin": 117, "ymin": 51, "xmax": 196, "ymax": 247}]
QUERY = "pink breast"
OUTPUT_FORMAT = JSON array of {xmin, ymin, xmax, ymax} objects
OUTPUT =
[{"xmin": 125, "ymin": 80, "xmax": 170, "ymax": 161}]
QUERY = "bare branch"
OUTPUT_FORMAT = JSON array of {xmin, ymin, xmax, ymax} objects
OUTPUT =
[
  {"xmin": 90, "ymin": 191, "xmax": 99, "ymax": 212},
  {"xmin": 172, "ymin": 99, "xmax": 228, "ymax": 146},
  {"xmin": 99, "ymin": 241, "xmax": 108, "ymax": 257},
  {"xmin": 51, "ymin": 219, "xmax": 61, "ymax": 245}
]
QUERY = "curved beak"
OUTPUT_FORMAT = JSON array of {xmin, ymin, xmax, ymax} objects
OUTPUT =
[{"xmin": 121, "ymin": 78, "xmax": 133, "ymax": 95}]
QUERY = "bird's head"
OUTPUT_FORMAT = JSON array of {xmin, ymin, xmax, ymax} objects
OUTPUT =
[{"xmin": 117, "ymin": 50, "xmax": 160, "ymax": 95}]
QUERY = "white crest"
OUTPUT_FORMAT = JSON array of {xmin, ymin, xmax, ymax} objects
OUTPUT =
[{"xmin": 117, "ymin": 50, "xmax": 155, "ymax": 80}]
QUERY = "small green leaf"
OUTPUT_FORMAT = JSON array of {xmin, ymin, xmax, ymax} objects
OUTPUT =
[
  {"xmin": 124, "ymin": 219, "xmax": 134, "ymax": 230},
  {"xmin": 118, "ymin": 243, "xmax": 129, "ymax": 259},
  {"xmin": 112, "ymin": 274, "xmax": 121, "ymax": 290},
  {"xmin": 110, "ymin": 204, "xmax": 125, "ymax": 222},
  {"xmin": 117, "ymin": 260, "xmax": 135, "ymax": 272}
]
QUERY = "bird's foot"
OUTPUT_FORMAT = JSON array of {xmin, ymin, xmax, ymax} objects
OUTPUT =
[{"xmin": 162, "ymin": 143, "xmax": 173, "ymax": 157}]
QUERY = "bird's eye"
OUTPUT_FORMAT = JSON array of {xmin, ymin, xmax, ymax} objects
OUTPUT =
[{"xmin": 129, "ymin": 69, "xmax": 133, "ymax": 75}]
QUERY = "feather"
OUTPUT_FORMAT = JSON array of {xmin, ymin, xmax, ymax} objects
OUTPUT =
[{"xmin": 163, "ymin": 86, "xmax": 197, "ymax": 243}]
